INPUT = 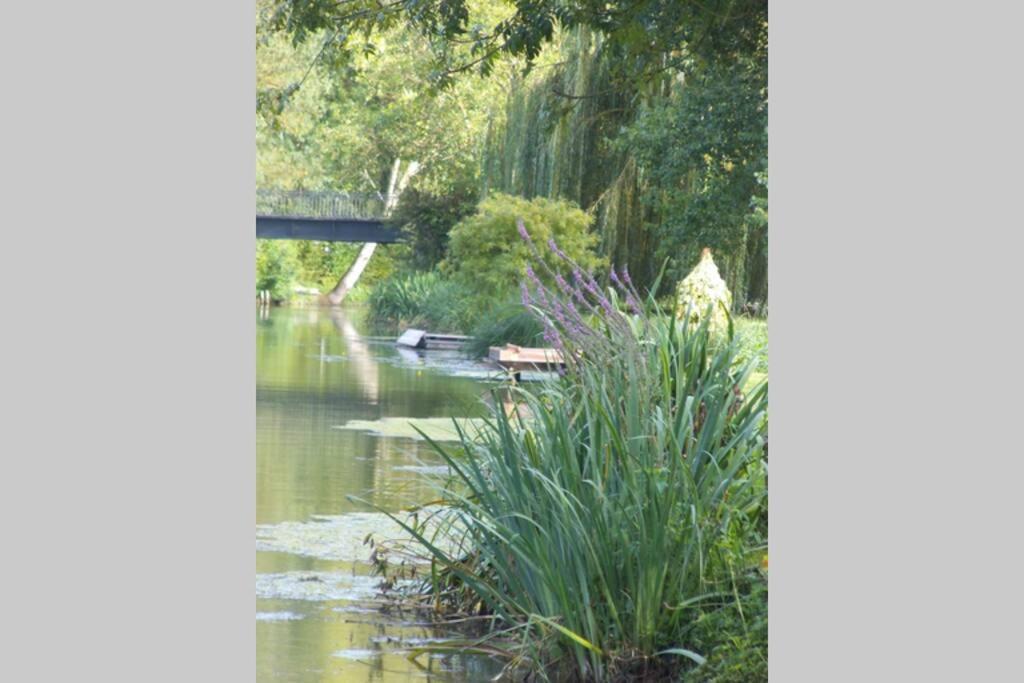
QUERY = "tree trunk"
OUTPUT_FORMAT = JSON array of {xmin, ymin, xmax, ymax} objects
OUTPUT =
[
  {"xmin": 327, "ymin": 242, "xmax": 377, "ymax": 304},
  {"xmin": 326, "ymin": 158, "xmax": 421, "ymax": 306}
]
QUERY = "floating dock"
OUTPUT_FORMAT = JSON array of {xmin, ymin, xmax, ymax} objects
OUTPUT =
[
  {"xmin": 488, "ymin": 344, "xmax": 565, "ymax": 375},
  {"xmin": 396, "ymin": 329, "xmax": 471, "ymax": 350}
]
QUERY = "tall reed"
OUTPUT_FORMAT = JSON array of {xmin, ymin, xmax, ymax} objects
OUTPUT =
[{"xmin": 389, "ymin": 225, "xmax": 768, "ymax": 680}]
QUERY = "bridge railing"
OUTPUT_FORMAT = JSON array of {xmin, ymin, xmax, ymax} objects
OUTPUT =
[{"xmin": 256, "ymin": 189, "xmax": 386, "ymax": 220}]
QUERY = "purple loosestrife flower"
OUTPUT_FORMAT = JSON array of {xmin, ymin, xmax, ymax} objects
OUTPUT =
[
  {"xmin": 551, "ymin": 300, "xmax": 573, "ymax": 330},
  {"xmin": 622, "ymin": 266, "xmax": 633, "ymax": 287},
  {"xmin": 542, "ymin": 323, "xmax": 564, "ymax": 350},
  {"xmin": 547, "ymin": 238, "xmax": 568, "ymax": 262},
  {"xmin": 525, "ymin": 264, "xmax": 541, "ymax": 288},
  {"xmin": 520, "ymin": 282, "xmax": 531, "ymax": 308},
  {"xmin": 554, "ymin": 273, "xmax": 571, "ymax": 294},
  {"xmin": 534, "ymin": 283, "xmax": 550, "ymax": 308},
  {"xmin": 565, "ymin": 297, "xmax": 584, "ymax": 322},
  {"xmin": 625, "ymin": 291, "xmax": 642, "ymax": 315},
  {"xmin": 516, "ymin": 218, "xmax": 531, "ymax": 243}
]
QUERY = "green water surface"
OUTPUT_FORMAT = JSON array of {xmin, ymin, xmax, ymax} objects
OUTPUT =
[{"xmin": 257, "ymin": 306, "xmax": 501, "ymax": 682}]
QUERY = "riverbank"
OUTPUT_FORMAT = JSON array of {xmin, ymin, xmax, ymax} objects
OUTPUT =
[{"xmin": 371, "ymin": 248, "xmax": 769, "ymax": 681}]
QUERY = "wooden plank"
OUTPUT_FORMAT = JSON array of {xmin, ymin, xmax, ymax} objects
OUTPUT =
[
  {"xmin": 424, "ymin": 333, "xmax": 470, "ymax": 342},
  {"xmin": 422, "ymin": 333, "xmax": 470, "ymax": 350},
  {"xmin": 397, "ymin": 329, "xmax": 427, "ymax": 348},
  {"xmin": 488, "ymin": 344, "xmax": 565, "ymax": 373}
]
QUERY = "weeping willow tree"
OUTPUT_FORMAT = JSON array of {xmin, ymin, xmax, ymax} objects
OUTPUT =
[
  {"xmin": 479, "ymin": 29, "xmax": 660, "ymax": 288},
  {"xmin": 479, "ymin": 25, "xmax": 767, "ymax": 307}
]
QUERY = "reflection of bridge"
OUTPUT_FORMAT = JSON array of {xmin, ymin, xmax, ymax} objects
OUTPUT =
[{"xmin": 256, "ymin": 189, "xmax": 402, "ymax": 243}]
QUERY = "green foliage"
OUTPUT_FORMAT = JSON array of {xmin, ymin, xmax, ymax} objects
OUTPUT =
[
  {"xmin": 256, "ymin": 240, "xmax": 300, "ymax": 301},
  {"xmin": 389, "ymin": 187, "xmax": 479, "ymax": 271},
  {"xmin": 367, "ymin": 271, "xmax": 471, "ymax": 332},
  {"xmin": 391, "ymin": 294, "xmax": 768, "ymax": 679},
  {"xmin": 269, "ymin": 1, "xmax": 767, "ymax": 88},
  {"xmin": 258, "ymin": 0, "xmax": 510, "ymax": 197},
  {"xmin": 734, "ymin": 317, "xmax": 768, "ymax": 376},
  {"xmin": 743, "ymin": 179, "xmax": 768, "ymax": 305},
  {"xmin": 625, "ymin": 58, "xmax": 767, "ymax": 295},
  {"xmin": 443, "ymin": 193, "xmax": 602, "ymax": 308},
  {"xmin": 464, "ymin": 304, "xmax": 544, "ymax": 357},
  {"xmin": 681, "ymin": 578, "xmax": 768, "ymax": 683}
]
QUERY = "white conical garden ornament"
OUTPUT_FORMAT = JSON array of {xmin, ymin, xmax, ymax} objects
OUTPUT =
[{"xmin": 676, "ymin": 247, "xmax": 732, "ymax": 334}]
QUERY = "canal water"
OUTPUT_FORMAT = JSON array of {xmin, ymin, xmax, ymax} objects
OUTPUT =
[{"xmin": 256, "ymin": 306, "xmax": 503, "ymax": 682}]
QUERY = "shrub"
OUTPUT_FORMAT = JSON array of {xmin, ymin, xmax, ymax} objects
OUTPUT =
[
  {"xmin": 389, "ymin": 188, "xmax": 478, "ymax": 271},
  {"xmin": 388, "ymin": 232, "xmax": 768, "ymax": 681},
  {"xmin": 676, "ymin": 248, "xmax": 733, "ymax": 336},
  {"xmin": 442, "ymin": 193, "xmax": 603, "ymax": 314},
  {"xmin": 256, "ymin": 239, "xmax": 299, "ymax": 302}
]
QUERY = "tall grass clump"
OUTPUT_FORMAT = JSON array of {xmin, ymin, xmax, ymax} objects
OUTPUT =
[
  {"xmin": 367, "ymin": 271, "xmax": 471, "ymax": 332},
  {"xmin": 464, "ymin": 304, "xmax": 545, "ymax": 357},
  {"xmin": 388, "ymin": 223, "xmax": 768, "ymax": 681}
]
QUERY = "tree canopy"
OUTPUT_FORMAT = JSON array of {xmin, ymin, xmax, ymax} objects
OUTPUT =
[{"xmin": 258, "ymin": 0, "xmax": 768, "ymax": 305}]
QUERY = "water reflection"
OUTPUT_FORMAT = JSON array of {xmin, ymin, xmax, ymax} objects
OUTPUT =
[{"xmin": 257, "ymin": 306, "xmax": 501, "ymax": 681}]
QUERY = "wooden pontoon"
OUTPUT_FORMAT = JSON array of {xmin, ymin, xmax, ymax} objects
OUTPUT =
[
  {"xmin": 396, "ymin": 328, "xmax": 471, "ymax": 350},
  {"xmin": 488, "ymin": 344, "xmax": 565, "ymax": 377}
]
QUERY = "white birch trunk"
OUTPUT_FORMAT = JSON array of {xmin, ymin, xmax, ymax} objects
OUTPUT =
[{"xmin": 327, "ymin": 159, "xmax": 421, "ymax": 305}]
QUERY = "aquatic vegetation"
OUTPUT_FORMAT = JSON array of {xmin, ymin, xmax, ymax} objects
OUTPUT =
[
  {"xmin": 255, "ymin": 571, "xmax": 384, "ymax": 602},
  {"xmin": 385, "ymin": 230, "xmax": 768, "ymax": 681},
  {"xmin": 256, "ymin": 611, "xmax": 305, "ymax": 622},
  {"xmin": 257, "ymin": 512, "xmax": 418, "ymax": 562},
  {"xmin": 332, "ymin": 417, "xmax": 488, "ymax": 442}
]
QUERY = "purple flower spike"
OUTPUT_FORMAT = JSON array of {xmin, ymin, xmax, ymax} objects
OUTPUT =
[
  {"xmin": 554, "ymin": 273, "xmax": 570, "ymax": 293},
  {"xmin": 520, "ymin": 282, "xmax": 531, "ymax": 307},
  {"xmin": 516, "ymin": 219, "xmax": 531, "ymax": 242},
  {"xmin": 610, "ymin": 268, "xmax": 622, "ymax": 286},
  {"xmin": 625, "ymin": 292, "xmax": 641, "ymax": 315},
  {"xmin": 547, "ymin": 238, "xmax": 567, "ymax": 260},
  {"xmin": 622, "ymin": 266, "xmax": 633, "ymax": 286}
]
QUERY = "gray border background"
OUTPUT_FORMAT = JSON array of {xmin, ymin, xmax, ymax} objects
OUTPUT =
[
  {"xmin": 770, "ymin": 2, "xmax": 1023, "ymax": 680},
  {"xmin": 2, "ymin": 1, "xmax": 254, "ymax": 679},
  {"xmin": 1, "ymin": 1, "xmax": 1021, "ymax": 680}
]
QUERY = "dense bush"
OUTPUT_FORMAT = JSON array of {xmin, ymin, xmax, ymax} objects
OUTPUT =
[
  {"xmin": 681, "ymin": 578, "xmax": 768, "ymax": 683},
  {"xmin": 256, "ymin": 239, "xmax": 299, "ymax": 302},
  {"xmin": 256, "ymin": 239, "xmax": 397, "ymax": 303},
  {"xmin": 442, "ymin": 193, "xmax": 603, "ymax": 312},
  {"xmin": 389, "ymin": 188, "xmax": 479, "ymax": 271},
  {"xmin": 291, "ymin": 241, "xmax": 394, "ymax": 296},
  {"xmin": 390, "ymin": 236, "xmax": 768, "ymax": 681}
]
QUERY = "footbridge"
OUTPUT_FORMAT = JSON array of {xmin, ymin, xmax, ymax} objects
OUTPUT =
[{"xmin": 256, "ymin": 189, "xmax": 402, "ymax": 243}]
